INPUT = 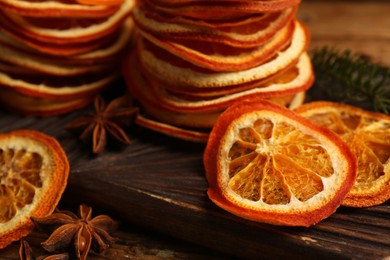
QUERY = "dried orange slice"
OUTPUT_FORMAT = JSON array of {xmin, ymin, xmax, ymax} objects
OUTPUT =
[
  {"xmin": 139, "ymin": 20, "xmax": 295, "ymax": 71},
  {"xmin": 143, "ymin": 0, "xmax": 301, "ymax": 20},
  {"xmin": 204, "ymin": 99, "xmax": 356, "ymax": 226},
  {"xmin": 148, "ymin": 53, "xmax": 313, "ymax": 112},
  {"xmin": 0, "ymin": 88, "xmax": 93, "ymax": 117},
  {"xmin": 2, "ymin": 0, "xmax": 133, "ymax": 44},
  {"xmin": 0, "ymin": 130, "xmax": 69, "ymax": 248},
  {"xmin": 295, "ymin": 101, "xmax": 390, "ymax": 207},
  {"xmin": 0, "ymin": 69, "xmax": 120, "ymax": 99},
  {"xmin": 138, "ymin": 20, "xmax": 308, "ymax": 88},
  {"xmin": 0, "ymin": 0, "xmax": 120, "ymax": 18},
  {"xmin": 133, "ymin": 6, "xmax": 296, "ymax": 48}
]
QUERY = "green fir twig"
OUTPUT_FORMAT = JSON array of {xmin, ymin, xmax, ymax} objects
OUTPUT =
[{"xmin": 308, "ymin": 47, "xmax": 390, "ymax": 114}]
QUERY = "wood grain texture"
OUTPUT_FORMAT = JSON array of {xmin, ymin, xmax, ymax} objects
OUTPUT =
[
  {"xmin": 62, "ymin": 128, "xmax": 390, "ymax": 259},
  {"xmin": 298, "ymin": 2, "xmax": 390, "ymax": 66}
]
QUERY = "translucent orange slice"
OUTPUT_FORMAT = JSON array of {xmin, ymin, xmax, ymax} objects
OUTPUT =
[
  {"xmin": 0, "ymin": 130, "xmax": 69, "ymax": 248},
  {"xmin": 295, "ymin": 101, "xmax": 390, "ymax": 207},
  {"xmin": 204, "ymin": 99, "xmax": 356, "ymax": 226}
]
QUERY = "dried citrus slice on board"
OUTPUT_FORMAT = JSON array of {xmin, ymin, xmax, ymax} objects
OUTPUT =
[
  {"xmin": 204, "ymin": 100, "xmax": 356, "ymax": 226},
  {"xmin": 0, "ymin": 130, "xmax": 69, "ymax": 248},
  {"xmin": 295, "ymin": 101, "xmax": 390, "ymax": 207}
]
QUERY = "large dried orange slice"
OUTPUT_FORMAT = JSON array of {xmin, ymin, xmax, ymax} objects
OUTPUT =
[
  {"xmin": 0, "ymin": 130, "xmax": 69, "ymax": 248},
  {"xmin": 295, "ymin": 101, "xmax": 390, "ymax": 207},
  {"xmin": 204, "ymin": 99, "xmax": 356, "ymax": 226}
]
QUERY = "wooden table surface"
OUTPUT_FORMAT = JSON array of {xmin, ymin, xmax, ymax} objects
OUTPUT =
[{"xmin": 1, "ymin": 1, "xmax": 389, "ymax": 259}]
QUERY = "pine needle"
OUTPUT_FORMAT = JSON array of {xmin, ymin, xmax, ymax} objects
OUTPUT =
[{"xmin": 308, "ymin": 47, "xmax": 390, "ymax": 114}]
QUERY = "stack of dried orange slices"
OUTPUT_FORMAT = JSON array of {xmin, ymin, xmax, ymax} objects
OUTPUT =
[
  {"xmin": 0, "ymin": 0, "xmax": 135, "ymax": 116},
  {"xmin": 123, "ymin": 0, "xmax": 314, "ymax": 142}
]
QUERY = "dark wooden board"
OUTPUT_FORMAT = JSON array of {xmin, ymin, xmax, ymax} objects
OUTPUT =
[{"xmin": 1, "ymin": 106, "xmax": 389, "ymax": 259}]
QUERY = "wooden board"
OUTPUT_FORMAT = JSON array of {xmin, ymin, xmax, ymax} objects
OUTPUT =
[{"xmin": 1, "ymin": 107, "xmax": 389, "ymax": 259}]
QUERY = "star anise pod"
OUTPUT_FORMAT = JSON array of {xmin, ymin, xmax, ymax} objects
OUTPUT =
[
  {"xmin": 66, "ymin": 95, "xmax": 138, "ymax": 154},
  {"xmin": 19, "ymin": 239, "xmax": 69, "ymax": 260},
  {"xmin": 19, "ymin": 239, "xmax": 35, "ymax": 260},
  {"xmin": 31, "ymin": 205, "xmax": 119, "ymax": 260}
]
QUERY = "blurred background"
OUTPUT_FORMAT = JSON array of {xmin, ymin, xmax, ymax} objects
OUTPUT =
[{"xmin": 298, "ymin": 0, "xmax": 390, "ymax": 66}]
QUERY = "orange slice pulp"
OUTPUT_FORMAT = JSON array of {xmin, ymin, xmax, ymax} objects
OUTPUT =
[
  {"xmin": 204, "ymin": 99, "xmax": 356, "ymax": 226},
  {"xmin": 295, "ymin": 101, "xmax": 390, "ymax": 207}
]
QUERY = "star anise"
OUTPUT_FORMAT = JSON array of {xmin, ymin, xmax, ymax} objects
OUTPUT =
[
  {"xmin": 19, "ymin": 239, "xmax": 69, "ymax": 260},
  {"xmin": 19, "ymin": 239, "xmax": 35, "ymax": 260},
  {"xmin": 66, "ymin": 95, "xmax": 138, "ymax": 154},
  {"xmin": 31, "ymin": 205, "xmax": 119, "ymax": 260}
]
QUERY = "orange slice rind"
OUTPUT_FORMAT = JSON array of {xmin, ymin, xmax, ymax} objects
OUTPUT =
[{"xmin": 138, "ymin": 20, "xmax": 295, "ymax": 72}]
